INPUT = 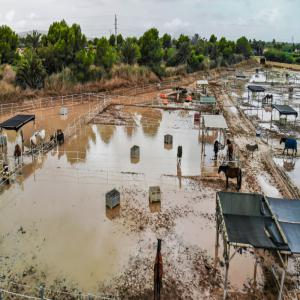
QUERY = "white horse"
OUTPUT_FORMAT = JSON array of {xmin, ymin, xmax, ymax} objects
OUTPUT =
[{"xmin": 30, "ymin": 130, "xmax": 46, "ymax": 148}]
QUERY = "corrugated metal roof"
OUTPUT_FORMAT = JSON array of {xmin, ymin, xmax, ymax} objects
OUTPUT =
[
  {"xmin": 0, "ymin": 114, "xmax": 35, "ymax": 131},
  {"xmin": 272, "ymin": 104, "xmax": 298, "ymax": 117},
  {"xmin": 247, "ymin": 85, "xmax": 266, "ymax": 92}
]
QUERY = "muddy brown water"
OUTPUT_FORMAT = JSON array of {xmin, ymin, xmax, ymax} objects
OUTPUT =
[{"xmin": 0, "ymin": 105, "xmax": 262, "ymax": 296}]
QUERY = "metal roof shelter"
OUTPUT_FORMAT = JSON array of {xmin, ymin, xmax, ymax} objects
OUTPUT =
[
  {"xmin": 200, "ymin": 115, "xmax": 229, "ymax": 178},
  {"xmin": 272, "ymin": 104, "xmax": 298, "ymax": 118},
  {"xmin": 216, "ymin": 191, "xmax": 300, "ymax": 299},
  {"xmin": 0, "ymin": 114, "xmax": 35, "ymax": 131},
  {"xmin": 271, "ymin": 104, "xmax": 298, "ymax": 127},
  {"xmin": 247, "ymin": 85, "xmax": 266, "ymax": 108},
  {"xmin": 196, "ymin": 80, "xmax": 209, "ymax": 94},
  {"xmin": 196, "ymin": 80, "xmax": 208, "ymax": 86},
  {"xmin": 199, "ymin": 96, "xmax": 216, "ymax": 105},
  {"xmin": 247, "ymin": 85, "xmax": 266, "ymax": 93},
  {"xmin": 267, "ymin": 197, "xmax": 300, "ymax": 254}
]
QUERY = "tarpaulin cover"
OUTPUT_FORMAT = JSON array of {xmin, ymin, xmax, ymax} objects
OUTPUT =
[
  {"xmin": 271, "ymin": 104, "xmax": 298, "ymax": 118},
  {"xmin": 219, "ymin": 192, "xmax": 266, "ymax": 217},
  {"xmin": 0, "ymin": 114, "xmax": 35, "ymax": 131},
  {"xmin": 267, "ymin": 197, "xmax": 300, "ymax": 253},
  {"xmin": 218, "ymin": 192, "xmax": 289, "ymax": 250},
  {"xmin": 279, "ymin": 223, "xmax": 300, "ymax": 254},
  {"xmin": 248, "ymin": 85, "xmax": 266, "ymax": 93},
  {"xmin": 223, "ymin": 215, "xmax": 287, "ymax": 249}
]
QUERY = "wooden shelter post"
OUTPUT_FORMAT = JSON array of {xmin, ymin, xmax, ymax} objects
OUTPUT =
[
  {"xmin": 253, "ymin": 259, "xmax": 258, "ymax": 286},
  {"xmin": 278, "ymin": 269, "xmax": 286, "ymax": 300},
  {"xmin": 223, "ymin": 242, "xmax": 230, "ymax": 300},
  {"xmin": 215, "ymin": 194, "xmax": 220, "ymax": 266}
]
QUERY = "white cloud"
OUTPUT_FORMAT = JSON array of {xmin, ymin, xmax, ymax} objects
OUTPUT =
[
  {"xmin": 16, "ymin": 19, "xmax": 27, "ymax": 29},
  {"xmin": 5, "ymin": 10, "xmax": 15, "ymax": 22},
  {"xmin": 164, "ymin": 18, "xmax": 190, "ymax": 30},
  {"xmin": 29, "ymin": 12, "xmax": 37, "ymax": 19}
]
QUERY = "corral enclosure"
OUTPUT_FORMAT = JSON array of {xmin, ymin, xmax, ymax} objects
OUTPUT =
[{"xmin": 0, "ymin": 103, "xmax": 262, "ymax": 297}]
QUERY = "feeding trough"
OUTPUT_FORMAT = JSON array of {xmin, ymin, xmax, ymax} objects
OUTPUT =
[
  {"xmin": 149, "ymin": 186, "xmax": 161, "ymax": 203},
  {"xmin": 106, "ymin": 189, "xmax": 120, "ymax": 209},
  {"xmin": 164, "ymin": 134, "xmax": 173, "ymax": 145},
  {"xmin": 59, "ymin": 107, "xmax": 68, "ymax": 115},
  {"xmin": 130, "ymin": 145, "xmax": 140, "ymax": 164}
]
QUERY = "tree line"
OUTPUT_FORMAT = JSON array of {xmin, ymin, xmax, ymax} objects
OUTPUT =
[
  {"xmin": 0, "ymin": 20, "xmax": 253, "ymax": 89},
  {"xmin": 251, "ymin": 39, "xmax": 300, "ymax": 65}
]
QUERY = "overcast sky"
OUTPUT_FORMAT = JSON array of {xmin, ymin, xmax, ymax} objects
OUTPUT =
[{"xmin": 0, "ymin": 0, "xmax": 299, "ymax": 42}]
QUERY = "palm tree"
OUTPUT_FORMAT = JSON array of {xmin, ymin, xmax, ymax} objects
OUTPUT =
[{"xmin": 25, "ymin": 30, "xmax": 41, "ymax": 50}]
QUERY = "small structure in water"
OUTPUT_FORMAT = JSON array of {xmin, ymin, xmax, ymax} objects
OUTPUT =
[
  {"xmin": 106, "ymin": 189, "xmax": 120, "ymax": 209},
  {"xmin": 177, "ymin": 146, "xmax": 183, "ymax": 159},
  {"xmin": 59, "ymin": 107, "xmax": 69, "ymax": 115},
  {"xmin": 130, "ymin": 145, "xmax": 140, "ymax": 163},
  {"xmin": 164, "ymin": 134, "xmax": 173, "ymax": 145},
  {"xmin": 149, "ymin": 186, "xmax": 161, "ymax": 203}
]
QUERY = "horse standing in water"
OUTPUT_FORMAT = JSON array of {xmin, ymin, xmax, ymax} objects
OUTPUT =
[
  {"xmin": 280, "ymin": 137, "xmax": 297, "ymax": 156},
  {"xmin": 218, "ymin": 165, "xmax": 242, "ymax": 190},
  {"xmin": 14, "ymin": 144, "xmax": 22, "ymax": 164}
]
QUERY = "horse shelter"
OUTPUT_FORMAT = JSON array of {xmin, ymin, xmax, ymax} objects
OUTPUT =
[
  {"xmin": 200, "ymin": 114, "xmax": 228, "ymax": 178},
  {"xmin": 247, "ymin": 85, "xmax": 266, "ymax": 105},
  {"xmin": 271, "ymin": 104, "xmax": 298, "ymax": 126},
  {"xmin": 0, "ymin": 114, "xmax": 36, "ymax": 184},
  {"xmin": 215, "ymin": 191, "xmax": 300, "ymax": 300}
]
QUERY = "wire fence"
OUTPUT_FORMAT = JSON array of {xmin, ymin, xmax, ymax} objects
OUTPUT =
[{"xmin": 0, "ymin": 93, "xmax": 109, "ymax": 116}]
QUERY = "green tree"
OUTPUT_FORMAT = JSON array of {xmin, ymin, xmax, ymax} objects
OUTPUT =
[
  {"xmin": 139, "ymin": 28, "xmax": 163, "ymax": 67},
  {"xmin": 209, "ymin": 34, "xmax": 217, "ymax": 44},
  {"xmin": 25, "ymin": 30, "xmax": 42, "ymax": 49},
  {"xmin": 187, "ymin": 51, "xmax": 204, "ymax": 72},
  {"xmin": 176, "ymin": 34, "xmax": 190, "ymax": 49},
  {"xmin": 174, "ymin": 40, "xmax": 191, "ymax": 65},
  {"xmin": 121, "ymin": 38, "xmax": 140, "ymax": 65},
  {"xmin": 16, "ymin": 49, "xmax": 46, "ymax": 89},
  {"xmin": 236, "ymin": 36, "xmax": 252, "ymax": 58},
  {"xmin": 116, "ymin": 34, "xmax": 124, "ymax": 47},
  {"xmin": 40, "ymin": 20, "xmax": 87, "ymax": 73},
  {"xmin": 109, "ymin": 34, "xmax": 116, "ymax": 47},
  {"xmin": 0, "ymin": 25, "xmax": 18, "ymax": 64},
  {"xmin": 95, "ymin": 37, "xmax": 117, "ymax": 71},
  {"xmin": 161, "ymin": 33, "xmax": 172, "ymax": 49},
  {"xmin": 72, "ymin": 47, "xmax": 95, "ymax": 81}
]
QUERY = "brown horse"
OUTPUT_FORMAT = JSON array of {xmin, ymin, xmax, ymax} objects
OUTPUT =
[
  {"xmin": 14, "ymin": 144, "xmax": 22, "ymax": 164},
  {"xmin": 218, "ymin": 165, "xmax": 242, "ymax": 190}
]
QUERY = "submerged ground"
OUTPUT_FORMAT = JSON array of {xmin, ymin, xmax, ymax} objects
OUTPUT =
[{"xmin": 1, "ymin": 65, "xmax": 300, "ymax": 299}]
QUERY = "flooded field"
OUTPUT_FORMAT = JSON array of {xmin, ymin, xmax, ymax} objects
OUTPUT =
[
  {"xmin": 230, "ymin": 69, "xmax": 300, "ymax": 193},
  {"xmin": 0, "ymin": 104, "xmax": 264, "ymax": 298}
]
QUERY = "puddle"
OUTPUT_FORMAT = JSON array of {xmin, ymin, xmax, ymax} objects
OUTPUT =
[
  {"xmin": 0, "ymin": 93, "xmax": 280, "ymax": 296},
  {"xmin": 274, "ymin": 156, "xmax": 300, "ymax": 189},
  {"xmin": 257, "ymin": 172, "xmax": 282, "ymax": 197}
]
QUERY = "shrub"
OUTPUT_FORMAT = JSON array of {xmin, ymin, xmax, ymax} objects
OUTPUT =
[{"xmin": 44, "ymin": 67, "xmax": 74, "ymax": 92}]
